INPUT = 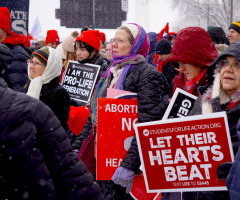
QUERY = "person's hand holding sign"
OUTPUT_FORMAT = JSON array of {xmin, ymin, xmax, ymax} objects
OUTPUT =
[{"xmin": 112, "ymin": 166, "xmax": 135, "ymax": 193}]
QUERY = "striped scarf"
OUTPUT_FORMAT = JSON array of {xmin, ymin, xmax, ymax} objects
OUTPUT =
[{"xmin": 185, "ymin": 68, "xmax": 207, "ymax": 94}]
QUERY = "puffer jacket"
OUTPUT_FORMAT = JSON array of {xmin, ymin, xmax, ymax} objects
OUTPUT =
[
  {"xmin": 3, "ymin": 31, "xmax": 30, "ymax": 92},
  {"xmin": 0, "ymin": 86, "xmax": 104, "ymax": 200},
  {"xmin": 119, "ymin": 61, "xmax": 170, "ymax": 173},
  {"xmin": 4, "ymin": 43, "xmax": 29, "ymax": 91},
  {"xmin": 227, "ymin": 119, "xmax": 240, "ymax": 200}
]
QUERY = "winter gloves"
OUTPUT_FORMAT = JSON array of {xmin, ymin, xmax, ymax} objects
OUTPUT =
[
  {"xmin": 217, "ymin": 162, "xmax": 233, "ymax": 180},
  {"xmin": 112, "ymin": 166, "xmax": 135, "ymax": 193}
]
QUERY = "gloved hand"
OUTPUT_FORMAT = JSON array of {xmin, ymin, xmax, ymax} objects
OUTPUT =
[
  {"xmin": 217, "ymin": 162, "xmax": 233, "ymax": 180},
  {"xmin": 112, "ymin": 166, "xmax": 135, "ymax": 193},
  {"xmin": 73, "ymin": 149, "xmax": 79, "ymax": 154}
]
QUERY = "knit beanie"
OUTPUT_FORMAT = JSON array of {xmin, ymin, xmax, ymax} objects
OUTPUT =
[
  {"xmin": 62, "ymin": 31, "xmax": 79, "ymax": 52},
  {"xmin": 0, "ymin": 7, "xmax": 11, "ymax": 33},
  {"xmin": 45, "ymin": 30, "xmax": 60, "ymax": 44},
  {"xmin": 123, "ymin": 24, "xmax": 139, "ymax": 39},
  {"xmin": 122, "ymin": 23, "xmax": 150, "ymax": 57},
  {"xmin": 155, "ymin": 39, "xmax": 172, "ymax": 55},
  {"xmin": 99, "ymin": 32, "xmax": 106, "ymax": 43},
  {"xmin": 75, "ymin": 30, "xmax": 101, "ymax": 51},
  {"xmin": 31, "ymin": 46, "xmax": 50, "ymax": 66},
  {"xmin": 207, "ymin": 27, "xmax": 230, "ymax": 45},
  {"xmin": 169, "ymin": 27, "xmax": 218, "ymax": 67},
  {"xmin": 229, "ymin": 20, "xmax": 240, "ymax": 34}
]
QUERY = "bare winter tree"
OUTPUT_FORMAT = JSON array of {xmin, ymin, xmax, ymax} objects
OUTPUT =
[{"xmin": 170, "ymin": 0, "xmax": 240, "ymax": 32}]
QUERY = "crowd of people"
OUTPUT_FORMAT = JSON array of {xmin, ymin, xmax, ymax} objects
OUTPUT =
[{"xmin": 1, "ymin": 5, "xmax": 240, "ymax": 200}]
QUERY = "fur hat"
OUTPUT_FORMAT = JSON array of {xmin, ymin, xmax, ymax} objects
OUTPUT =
[
  {"xmin": 169, "ymin": 27, "xmax": 218, "ymax": 67},
  {"xmin": 62, "ymin": 31, "xmax": 79, "ymax": 52},
  {"xmin": 31, "ymin": 46, "xmax": 50, "ymax": 66},
  {"xmin": 45, "ymin": 30, "xmax": 60, "ymax": 44},
  {"xmin": 75, "ymin": 30, "xmax": 101, "ymax": 51},
  {"xmin": 207, "ymin": 27, "xmax": 230, "ymax": 45},
  {"xmin": 155, "ymin": 39, "xmax": 172, "ymax": 55},
  {"xmin": 0, "ymin": 7, "xmax": 11, "ymax": 34},
  {"xmin": 229, "ymin": 20, "xmax": 240, "ymax": 34}
]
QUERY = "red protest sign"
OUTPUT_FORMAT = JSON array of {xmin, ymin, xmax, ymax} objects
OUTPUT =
[
  {"xmin": 130, "ymin": 173, "xmax": 162, "ymax": 200},
  {"xmin": 134, "ymin": 112, "xmax": 234, "ymax": 193},
  {"xmin": 96, "ymin": 98, "xmax": 138, "ymax": 180}
]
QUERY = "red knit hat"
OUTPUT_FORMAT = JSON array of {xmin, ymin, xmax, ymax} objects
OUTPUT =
[
  {"xmin": 45, "ymin": 30, "xmax": 60, "ymax": 44},
  {"xmin": 169, "ymin": 27, "xmax": 218, "ymax": 67},
  {"xmin": 0, "ymin": 7, "xmax": 11, "ymax": 33},
  {"xmin": 99, "ymin": 32, "xmax": 106, "ymax": 43},
  {"xmin": 75, "ymin": 30, "xmax": 101, "ymax": 51}
]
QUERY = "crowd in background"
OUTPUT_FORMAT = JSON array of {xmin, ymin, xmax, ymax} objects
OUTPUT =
[{"xmin": 1, "ymin": 5, "xmax": 240, "ymax": 200}]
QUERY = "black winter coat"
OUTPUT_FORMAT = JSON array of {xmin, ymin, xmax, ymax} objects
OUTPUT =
[
  {"xmin": 119, "ymin": 61, "xmax": 170, "ymax": 173},
  {"xmin": 0, "ymin": 86, "xmax": 104, "ymax": 200},
  {"xmin": 162, "ymin": 61, "xmax": 179, "ymax": 95},
  {"xmin": 5, "ymin": 43, "xmax": 30, "ymax": 92},
  {"xmin": 40, "ymin": 77, "xmax": 71, "ymax": 133}
]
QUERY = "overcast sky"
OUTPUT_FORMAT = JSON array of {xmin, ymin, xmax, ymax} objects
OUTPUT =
[{"xmin": 28, "ymin": 0, "xmax": 179, "ymax": 41}]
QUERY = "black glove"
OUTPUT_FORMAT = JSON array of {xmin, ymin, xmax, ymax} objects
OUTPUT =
[{"xmin": 217, "ymin": 162, "xmax": 233, "ymax": 180}]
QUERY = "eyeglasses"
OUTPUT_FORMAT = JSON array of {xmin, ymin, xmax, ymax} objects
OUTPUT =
[
  {"xmin": 111, "ymin": 38, "xmax": 131, "ymax": 45},
  {"xmin": 27, "ymin": 60, "xmax": 44, "ymax": 67},
  {"xmin": 217, "ymin": 59, "xmax": 240, "ymax": 72}
]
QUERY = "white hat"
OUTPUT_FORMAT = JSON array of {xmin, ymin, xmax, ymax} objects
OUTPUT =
[
  {"xmin": 62, "ymin": 31, "xmax": 79, "ymax": 52},
  {"xmin": 123, "ymin": 24, "xmax": 139, "ymax": 39},
  {"xmin": 56, "ymin": 43, "xmax": 67, "ymax": 60}
]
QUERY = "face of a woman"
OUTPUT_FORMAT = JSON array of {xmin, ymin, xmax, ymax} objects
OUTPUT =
[
  {"xmin": 220, "ymin": 56, "xmax": 240, "ymax": 96},
  {"xmin": 105, "ymin": 43, "xmax": 112, "ymax": 60},
  {"xmin": 111, "ymin": 29, "xmax": 132, "ymax": 56},
  {"xmin": 75, "ymin": 44, "xmax": 91, "ymax": 61},
  {"xmin": 0, "ymin": 27, "xmax": 7, "ymax": 43},
  {"xmin": 28, "ymin": 57, "xmax": 46, "ymax": 79},
  {"xmin": 47, "ymin": 42, "xmax": 59, "ymax": 49},
  {"xmin": 176, "ymin": 62, "xmax": 204, "ymax": 81}
]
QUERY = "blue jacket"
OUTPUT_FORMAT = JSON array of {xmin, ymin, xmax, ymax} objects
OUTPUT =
[{"xmin": 227, "ymin": 118, "xmax": 240, "ymax": 200}]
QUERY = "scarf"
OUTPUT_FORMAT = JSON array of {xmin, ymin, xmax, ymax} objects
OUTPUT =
[
  {"xmin": 27, "ymin": 47, "xmax": 62, "ymax": 99},
  {"xmin": 90, "ymin": 23, "xmax": 149, "ymax": 124},
  {"xmin": 185, "ymin": 68, "xmax": 207, "ymax": 94}
]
